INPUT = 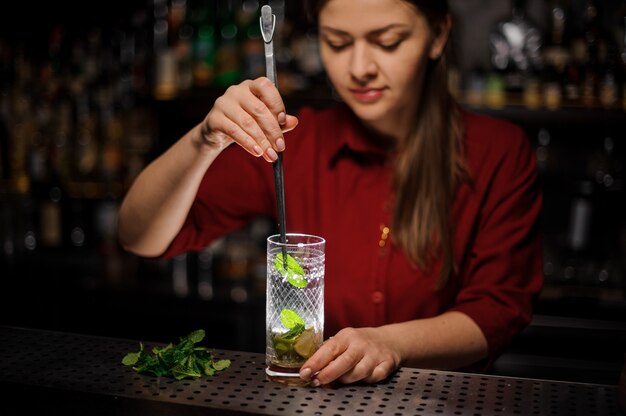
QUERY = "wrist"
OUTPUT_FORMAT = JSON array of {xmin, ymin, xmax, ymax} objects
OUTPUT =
[
  {"xmin": 188, "ymin": 123, "xmax": 228, "ymax": 163},
  {"xmin": 377, "ymin": 324, "xmax": 406, "ymax": 368}
]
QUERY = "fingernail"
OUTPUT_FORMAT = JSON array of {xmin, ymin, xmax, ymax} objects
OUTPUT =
[
  {"xmin": 275, "ymin": 138, "xmax": 285, "ymax": 152},
  {"xmin": 300, "ymin": 367, "xmax": 312, "ymax": 379},
  {"xmin": 278, "ymin": 112, "xmax": 286, "ymax": 125},
  {"xmin": 266, "ymin": 147, "xmax": 278, "ymax": 162},
  {"xmin": 253, "ymin": 145, "xmax": 263, "ymax": 156},
  {"xmin": 310, "ymin": 378, "xmax": 320, "ymax": 387}
]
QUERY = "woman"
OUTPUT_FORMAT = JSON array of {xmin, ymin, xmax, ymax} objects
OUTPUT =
[{"xmin": 118, "ymin": 0, "xmax": 543, "ymax": 386}]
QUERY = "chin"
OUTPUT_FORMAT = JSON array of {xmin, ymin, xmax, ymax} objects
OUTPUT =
[{"xmin": 346, "ymin": 102, "xmax": 392, "ymax": 125}]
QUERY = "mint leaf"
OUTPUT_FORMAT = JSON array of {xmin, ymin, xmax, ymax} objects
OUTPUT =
[
  {"xmin": 121, "ymin": 342, "xmax": 144, "ymax": 366},
  {"xmin": 283, "ymin": 323, "xmax": 305, "ymax": 340},
  {"xmin": 121, "ymin": 329, "xmax": 230, "ymax": 380},
  {"xmin": 274, "ymin": 253, "xmax": 307, "ymax": 288},
  {"xmin": 212, "ymin": 359, "xmax": 231, "ymax": 371},
  {"xmin": 280, "ymin": 308, "xmax": 305, "ymax": 329},
  {"xmin": 188, "ymin": 329, "xmax": 205, "ymax": 344},
  {"xmin": 272, "ymin": 323, "xmax": 305, "ymax": 357}
]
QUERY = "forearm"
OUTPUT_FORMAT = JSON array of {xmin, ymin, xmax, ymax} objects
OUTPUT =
[
  {"xmin": 117, "ymin": 124, "xmax": 224, "ymax": 257},
  {"xmin": 118, "ymin": 77, "xmax": 297, "ymax": 257},
  {"xmin": 379, "ymin": 311, "xmax": 488, "ymax": 370}
]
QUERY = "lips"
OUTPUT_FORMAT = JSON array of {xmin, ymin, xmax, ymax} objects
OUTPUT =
[{"xmin": 348, "ymin": 87, "xmax": 386, "ymax": 102}]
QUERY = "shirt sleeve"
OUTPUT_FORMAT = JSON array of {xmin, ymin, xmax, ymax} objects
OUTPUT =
[
  {"xmin": 159, "ymin": 143, "xmax": 275, "ymax": 259},
  {"xmin": 450, "ymin": 123, "xmax": 544, "ymax": 360}
]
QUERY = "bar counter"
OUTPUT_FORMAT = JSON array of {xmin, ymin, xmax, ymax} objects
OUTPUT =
[{"xmin": 0, "ymin": 325, "xmax": 622, "ymax": 415}]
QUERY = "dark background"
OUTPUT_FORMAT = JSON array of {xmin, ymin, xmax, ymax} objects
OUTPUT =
[{"xmin": 1, "ymin": 0, "xmax": 626, "ymax": 385}]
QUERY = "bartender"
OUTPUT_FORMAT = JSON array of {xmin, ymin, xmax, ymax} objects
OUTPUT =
[{"xmin": 117, "ymin": 0, "xmax": 543, "ymax": 387}]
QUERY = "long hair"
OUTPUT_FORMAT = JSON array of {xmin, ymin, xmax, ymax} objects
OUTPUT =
[{"xmin": 305, "ymin": 0, "xmax": 466, "ymax": 290}]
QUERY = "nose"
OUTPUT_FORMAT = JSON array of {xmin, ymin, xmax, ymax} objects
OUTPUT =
[{"xmin": 349, "ymin": 42, "xmax": 377, "ymax": 83}]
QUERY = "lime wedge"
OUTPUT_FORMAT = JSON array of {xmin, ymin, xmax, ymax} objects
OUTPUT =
[{"xmin": 294, "ymin": 328, "xmax": 318, "ymax": 359}]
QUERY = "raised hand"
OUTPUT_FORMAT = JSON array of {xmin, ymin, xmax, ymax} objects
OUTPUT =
[{"xmin": 200, "ymin": 77, "xmax": 298, "ymax": 162}]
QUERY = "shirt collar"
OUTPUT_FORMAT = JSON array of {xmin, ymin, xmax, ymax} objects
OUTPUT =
[{"xmin": 328, "ymin": 104, "xmax": 394, "ymax": 163}]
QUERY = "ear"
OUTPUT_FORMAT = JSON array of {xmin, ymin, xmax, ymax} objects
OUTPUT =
[{"xmin": 429, "ymin": 14, "xmax": 452, "ymax": 60}]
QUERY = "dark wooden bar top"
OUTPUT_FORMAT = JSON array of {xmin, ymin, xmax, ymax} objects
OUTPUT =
[{"xmin": 0, "ymin": 325, "xmax": 622, "ymax": 415}]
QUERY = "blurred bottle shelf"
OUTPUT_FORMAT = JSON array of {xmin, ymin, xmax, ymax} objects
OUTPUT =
[
  {"xmin": 1, "ymin": 0, "xmax": 625, "ymax": 332},
  {"xmin": 150, "ymin": 95, "xmax": 626, "ymax": 141},
  {"xmin": 461, "ymin": 98, "xmax": 626, "ymax": 128}
]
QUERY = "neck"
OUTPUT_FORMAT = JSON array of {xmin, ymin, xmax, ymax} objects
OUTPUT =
[{"xmin": 361, "ymin": 107, "xmax": 415, "ymax": 145}]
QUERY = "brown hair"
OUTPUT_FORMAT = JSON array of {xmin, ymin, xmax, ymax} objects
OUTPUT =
[{"xmin": 305, "ymin": 0, "xmax": 466, "ymax": 289}]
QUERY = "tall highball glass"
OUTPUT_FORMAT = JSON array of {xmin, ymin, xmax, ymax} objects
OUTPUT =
[{"xmin": 265, "ymin": 233, "xmax": 325, "ymax": 385}]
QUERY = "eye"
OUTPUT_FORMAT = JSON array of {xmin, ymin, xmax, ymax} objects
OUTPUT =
[
  {"xmin": 375, "ymin": 32, "xmax": 410, "ymax": 51},
  {"xmin": 321, "ymin": 34, "xmax": 352, "ymax": 52},
  {"xmin": 323, "ymin": 37, "xmax": 351, "ymax": 52},
  {"xmin": 326, "ymin": 42, "xmax": 350, "ymax": 51},
  {"xmin": 379, "ymin": 41, "xmax": 402, "ymax": 51}
]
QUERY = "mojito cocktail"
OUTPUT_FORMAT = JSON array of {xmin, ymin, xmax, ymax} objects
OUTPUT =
[{"xmin": 266, "ymin": 234, "xmax": 325, "ymax": 384}]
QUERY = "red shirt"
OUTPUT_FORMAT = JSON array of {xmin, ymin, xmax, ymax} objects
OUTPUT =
[{"xmin": 162, "ymin": 104, "xmax": 544, "ymax": 360}]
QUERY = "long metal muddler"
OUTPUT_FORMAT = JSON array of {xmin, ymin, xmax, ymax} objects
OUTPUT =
[{"xmin": 260, "ymin": 5, "xmax": 288, "ymax": 260}]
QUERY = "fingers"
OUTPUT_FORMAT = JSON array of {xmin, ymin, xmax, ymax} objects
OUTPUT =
[
  {"xmin": 300, "ymin": 333, "xmax": 348, "ymax": 378},
  {"xmin": 281, "ymin": 115, "xmax": 299, "ymax": 133},
  {"xmin": 248, "ymin": 76, "xmax": 286, "ymax": 119},
  {"xmin": 299, "ymin": 328, "xmax": 397, "ymax": 387},
  {"xmin": 313, "ymin": 346, "xmax": 385, "ymax": 385},
  {"xmin": 205, "ymin": 77, "xmax": 298, "ymax": 162},
  {"xmin": 236, "ymin": 78, "xmax": 289, "ymax": 159},
  {"xmin": 219, "ymin": 117, "xmax": 264, "ymax": 158}
]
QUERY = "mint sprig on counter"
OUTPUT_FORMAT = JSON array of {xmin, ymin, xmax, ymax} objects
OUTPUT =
[
  {"xmin": 121, "ymin": 329, "xmax": 231, "ymax": 380},
  {"xmin": 274, "ymin": 252, "xmax": 307, "ymax": 288}
]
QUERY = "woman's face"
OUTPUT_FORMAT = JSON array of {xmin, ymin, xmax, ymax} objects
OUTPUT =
[{"xmin": 318, "ymin": 0, "xmax": 449, "ymax": 140}]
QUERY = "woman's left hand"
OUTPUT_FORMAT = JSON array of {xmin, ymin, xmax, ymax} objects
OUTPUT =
[{"xmin": 299, "ymin": 327, "xmax": 402, "ymax": 386}]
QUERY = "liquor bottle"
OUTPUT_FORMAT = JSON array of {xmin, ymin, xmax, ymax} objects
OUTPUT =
[
  {"xmin": 25, "ymin": 83, "xmax": 60, "ymax": 250},
  {"xmin": 562, "ymin": 180, "xmax": 595, "ymax": 284},
  {"xmin": 124, "ymin": 105, "xmax": 155, "ymax": 189},
  {"xmin": 38, "ymin": 175, "xmax": 64, "ymax": 249},
  {"xmin": 597, "ymin": 38, "xmax": 621, "ymax": 109},
  {"xmin": 172, "ymin": 253, "xmax": 190, "ymax": 297},
  {"xmin": 175, "ymin": 0, "xmax": 195, "ymax": 91},
  {"xmin": 117, "ymin": 27, "xmax": 136, "ymax": 108},
  {"xmin": 489, "ymin": 0, "xmax": 543, "ymax": 93},
  {"xmin": 196, "ymin": 239, "xmax": 226, "ymax": 300},
  {"xmin": 543, "ymin": 0, "xmax": 570, "ymax": 77},
  {"xmin": 153, "ymin": 0, "xmax": 179, "ymax": 99},
  {"xmin": 50, "ymin": 97, "xmax": 72, "ymax": 184},
  {"xmin": 214, "ymin": 0, "xmax": 241, "ymax": 88},
  {"xmin": 98, "ymin": 86, "xmax": 123, "ymax": 184},
  {"xmin": 74, "ymin": 88, "xmax": 99, "ymax": 181},
  {"xmin": 585, "ymin": 136, "xmax": 623, "ymax": 286},
  {"xmin": 220, "ymin": 230, "xmax": 252, "ymax": 303},
  {"xmin": 190, "ymin": 0, "xmax": 217, "ymax": 87},
  {"xmin": 579, "ymin": 0, "xmax": 605, "ymax": 108},
  {"xmin": 248, "ymin": 216, "xmax": 274, "ymax": 296},
  {"xmin": 129, "ymin": 8, "xmax": 152, "ymax": 96},
  {"xmin": 7, "ymin": 55, "xmax": 34, "ymax": 195},
  {"xmin": 95, "ymin": 195, "xmax": 124, "ymax": 286},
  {"xmin": 238, "ymin": 0, "xmax": 265, "ymax": 81},
  {"xmin": 67, "ymin": 198, "xmax": 88, "ymax": 250},
  {"xmin": 542, "ymin": 0, "xmax": 570, "ymax": 109},
  {"xmin": 535, "ymin": 128, "xmax": 551, "ymax": 175},
  {"xmin": 565, "ymin": 14, "xmax": 588, "ymax": 105},
  {"xmin": 169, "ymin": 0, "xmax": 188, "ymax": 46},
  {"xmin": 82, "ymin": 28, "xmax": 104, "ymax": 91}
]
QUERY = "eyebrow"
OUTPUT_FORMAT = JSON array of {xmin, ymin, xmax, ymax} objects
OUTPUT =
[{"xmin": 319, "ymin": 23, "xmax": 411, "ymax": 37}]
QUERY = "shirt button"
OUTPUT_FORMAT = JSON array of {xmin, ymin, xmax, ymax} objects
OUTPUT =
[{"xmin": 371, "ymin": 291, "xmax": 384, "ymax": 304}]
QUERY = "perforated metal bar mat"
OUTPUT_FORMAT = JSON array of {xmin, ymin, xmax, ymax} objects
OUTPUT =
[{"xmin": 0, "ymin": 326, "xmax": 622, "ymax": 415}]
